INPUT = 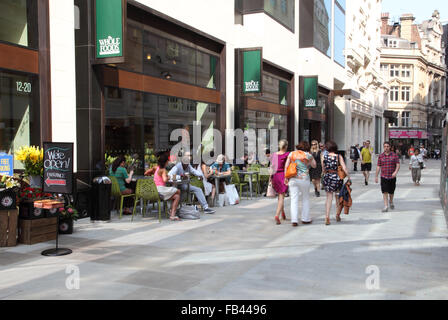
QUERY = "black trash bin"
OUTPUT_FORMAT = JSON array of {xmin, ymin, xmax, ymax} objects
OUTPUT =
[
  {"xmin": 74, "ymin": 179, "xmax": 92, "ymax": 219},
  {"xmin": 91, "ymin": 176, "xmax": 112, "ymax": 221}
]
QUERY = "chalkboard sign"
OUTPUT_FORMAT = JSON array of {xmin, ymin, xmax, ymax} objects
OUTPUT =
[{"xmin": 43, "ymin": 142, "xmax": 74, "ymax": 194}]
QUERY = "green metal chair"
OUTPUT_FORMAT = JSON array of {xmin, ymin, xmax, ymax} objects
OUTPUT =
[
  {"xmin": 109, "ymin": 176, "xmax": 135, "ymax": 219},
  {"xmin": 243, "ymin": 165, "xmax": 261, "ymax": 196},
  {"xmin": 231, "ymin": 170, "xmax": 249, "ymax": 199},
  {"xmin": 131, "ymin": 178, "xmax": 168, "ymax": 223}
]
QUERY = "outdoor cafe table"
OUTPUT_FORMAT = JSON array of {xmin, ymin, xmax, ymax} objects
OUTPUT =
[
  {"xmin": 211, "ymin": 174, "xmax": 232, "ymax": 207},
  {"xmin": 237, "ymin": 171, "xmax": 259, "ymax": 199}
]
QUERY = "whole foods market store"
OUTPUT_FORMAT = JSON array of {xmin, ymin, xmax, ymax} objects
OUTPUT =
[{"xmin": 75, "ymin": 1, "xmax": 225, "ymax": 180}]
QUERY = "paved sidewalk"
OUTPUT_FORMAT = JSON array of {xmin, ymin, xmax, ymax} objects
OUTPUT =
[{"xmin": 0, "ymin": 160, "xmax": 447, "ymax": 300}]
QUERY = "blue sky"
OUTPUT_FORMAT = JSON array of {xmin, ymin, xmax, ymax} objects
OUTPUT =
[{"xmin": 382, "ymin": 0, "xmax": 447, "ymax": 24}]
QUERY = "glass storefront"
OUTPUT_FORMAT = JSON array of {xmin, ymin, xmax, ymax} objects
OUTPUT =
[
  {"xmin": 0, "ymin": 0, "xmax": 38, "ymax": 49},
  {"xmin": 314, "ymin": 0, "xmax": 331, "ymax": 57},
  {"xmin": 0, "ymin": 70, "xmax": 39, "ymax": 168},
  {"xmin": 122, "ymin": 20, "xmax": 220, "ymax": 90},
  {"xmin": 244, "ymin": 109, "xmax": 287, "ymax": 147},
  {"xmin": 105, "ymin": 87, "xmax": 218, "ymax": 172},
  {"xmin": 334, "ymin": 1, "xmax": 346, "ymax": 66},
  {"xmin": 264, "ymin": 0, "xmax": 295, "ymax": 31}
]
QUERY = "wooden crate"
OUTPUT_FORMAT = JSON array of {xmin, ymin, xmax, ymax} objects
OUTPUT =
[
  {"xmin": 18, "ymin": 217, "xmax": 57, "ymax": 245},
  {"xmin": 0, "ymin": 209, "xmax": 19, "ymax": 247}
]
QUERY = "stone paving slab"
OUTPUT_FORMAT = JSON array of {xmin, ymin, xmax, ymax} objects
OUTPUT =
[{"xmin": 0, "ymin": 160, "xmax": 447, "ymax": 300}]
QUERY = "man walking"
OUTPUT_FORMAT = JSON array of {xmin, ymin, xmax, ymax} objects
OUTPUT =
[
  {"xmin": 360, "ymin": 140, "xmax": 373, "ymax": 185},
  {"xmin": 350, "ymin": 144, "xmax": 360, "ymax": 172},
  {"xmin": 375, "ymin": 142, "xmax": 400, "ymax": 212}
]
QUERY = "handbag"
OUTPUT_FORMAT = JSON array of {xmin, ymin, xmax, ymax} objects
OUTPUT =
[
  {"xmin": 266, "ymin": 180, "xmax": 277, "ymax": 198},
  {"xmin": 337, "ymin": 155, "xmax": 347, "ymax": 180},
  {"xmin": 285, "ymin": 151, "xmax": 307, "ymax": 179},
  {"xmin": 419, "ymin": 161, "xmax": 424, "ymax": 170}
]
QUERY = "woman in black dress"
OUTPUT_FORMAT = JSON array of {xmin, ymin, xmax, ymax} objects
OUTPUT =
[
  {"xmin": 321, "ymin": 141, "xmax": 350, "ymax": 225},
  {"xmin": 309, "ymin": 140, "xmax": 322, "ymax": 197}
]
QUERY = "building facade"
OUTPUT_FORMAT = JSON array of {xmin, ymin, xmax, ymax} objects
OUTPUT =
[
  {"xmin": 380, "ymin": 11, "xmax": 447, "ymax": 150},
  {"xmin": 335, "ymin": 0, "xmax": 389, "ymax": 156},
  {"xmin": 0, "ymin": 0, "xmax": 350, "ymax": 183}
]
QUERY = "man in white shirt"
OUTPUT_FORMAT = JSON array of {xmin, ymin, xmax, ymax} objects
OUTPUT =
[{"xmin": 169, "ymin": 153, "xmax": 215, "ymax": 214}]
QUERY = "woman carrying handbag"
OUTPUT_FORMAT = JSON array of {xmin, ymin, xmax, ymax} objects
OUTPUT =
[
  {"xmin": 270, "ymin": 140, "xmax": 290, "ymax": 225},
  {"xmin": 321, "ymin": 141, "xmax": 350, "ymax": 225}
]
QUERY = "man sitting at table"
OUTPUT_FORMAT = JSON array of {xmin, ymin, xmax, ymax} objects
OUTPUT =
[
  {"xmin": 168, "ymin": 152, "xmax": 216, "ymax": 214},
  {"xmin": 211, "ymin": 154, "xmax": 232, "ymax": 194}
]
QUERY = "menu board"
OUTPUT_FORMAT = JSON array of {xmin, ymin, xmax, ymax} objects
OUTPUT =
[{"xmin": 43, "ymin": 142, "xmax": 74, "ymax": 194}]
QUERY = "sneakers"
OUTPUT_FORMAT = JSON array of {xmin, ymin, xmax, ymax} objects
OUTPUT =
[
  {"xmin": 204, "ymin": 208, "xmax": 216, "ymax": 214},
  {"xmin": 390, "ymin": 203, "xmax": 395, "ymax": 210}
]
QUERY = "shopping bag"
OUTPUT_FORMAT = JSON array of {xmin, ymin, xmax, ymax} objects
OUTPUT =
[
  {"xmin": 225, "ymin": 184, "xmax": 240, "ymax": 205},
  {"xmin": 266, "ymin": 182, "xmax": 277, "ymax": 198},
  {"xmin": 217, "ymin": 193, "xmax": 228, "ymax": 207}
]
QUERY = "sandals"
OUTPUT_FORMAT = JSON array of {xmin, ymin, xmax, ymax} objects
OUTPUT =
[
  {"xmin": 281, "ymin": 210, "xmax": 287, "ymax": 220},
  {"xmin": 169, "ymin": 216, "xmax": 180, "ymax": 221},
  {"xmin": 336, "ymin": 214, "xmax": 341, "ymax": 222},
  {"xmin": 325, "ymin": 217, "xmax": 331, "ymax": 225},
  {"xmin": 275, "ymin": 216, "xmax": 281, "ymax": 225}
]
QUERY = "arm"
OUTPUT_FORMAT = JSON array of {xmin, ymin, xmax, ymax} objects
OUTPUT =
[
  {"xmin": 339, "ymin": 155, "xmax": 350, "ymax": 180},
  {"xmin": 202, "ymin": 164, "xmax": 212, "ymax": 179},
  {"xmin": 310, "ymin": 154, "xmax": 317, "ymax": 169},
  {"xmin": 321, "ymin": 154, "xmax": 325, "ymax": 174},
  {"xmin": 125, "ymin": 169, "xmax": 134, "ymax": 184},
  {"xmin": 161, "ymin": 168, "xmax": 169, "ymax": 183},
  {"xmin": 375, "ymin": 159, "xmax": 381, "ymax": 184},
  {"xmin": 144, "ymin": 167, "xmax": 156, "ymax": 176},
  {"xmin": 392, "ymin": 159, "xmax": 400, "ymax": 179},
  {"xmin": 189, "ymin": 164, "xmax": 204, "ymax": 178}
]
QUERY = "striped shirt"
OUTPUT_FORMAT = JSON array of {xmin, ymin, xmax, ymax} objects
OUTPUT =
[{"xmin": 377, "ymin": 152, "xmax": 399, "ymax": 179}]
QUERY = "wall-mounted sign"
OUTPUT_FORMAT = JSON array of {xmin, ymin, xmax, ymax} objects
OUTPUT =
[
  {"xmin": 0, "ymin": 154, "xmax": 13, "ymax": 176},
  {"xmin": 95, "ymin": 0, "xmax": 125, "ymax": 62},
  {"xmin": 303, "ymin": 77, "xmax": 318, "ymax": 108},
  {"xmin": 43, "ymin": 142, "xmax": 74, "ymax": 194},
  {"xmin": 389, "ymin": 130, "xmax": 428, "ymax": 139},
  {"xmin": 242, "ymin": 49, "xmax": 262, "ymax": 94}
]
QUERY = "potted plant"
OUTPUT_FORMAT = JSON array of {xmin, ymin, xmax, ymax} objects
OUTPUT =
[
  {"xmin": 18, "ymin": 187, "xmax": 53, "ymax": 219},
  {"xmin": 0, "ymin": 175, "xmax": 21, "ymax": 210},
  {"xmin": 58, "ymin": 205, "xmax": 79, "ymax": 234},
  {"xmin": 14, "ymin": 146, "xmax": 44, "ymax": 188}
]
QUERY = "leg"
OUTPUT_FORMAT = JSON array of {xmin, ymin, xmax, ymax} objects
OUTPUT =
[
  {"xmin": 389, "ymin": 193, "xmax": 394, "ymax": 207},
  {"xmin": 274, "ymin": 193, "xmax": 285, "ymax": 224},
  {"xmin": 190, "ymin": 185, "xmax": 209, "ymax": 210},
  {"xmin": 325, "ymin": 191, "xmax": 333, "ymax": 224},
  {"xmin": 417, "ymin": 168, "xmax": 421, "ymax": 184},
  {"xmin": 289, "ymin": 179, "xmax": 300, "ymax": 225},
  {"xmin": 383, "ymin": 193, "xmax": 389, "ymax": 210},
  {"xmin": 299, "ymin": 179, "xmax": 311, "ymax": 223},
  {"xmin": 169, "ymin": 190, "xmax": 181, "ymax": 219}
]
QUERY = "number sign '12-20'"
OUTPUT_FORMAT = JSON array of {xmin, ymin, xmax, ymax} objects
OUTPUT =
[{"xmin": 43, "ymin": 142, "xmax": 74, "ymax": 194}]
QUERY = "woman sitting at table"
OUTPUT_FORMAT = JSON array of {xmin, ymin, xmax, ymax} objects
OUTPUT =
[
  {"xmin": 211, "ymin": 154, "xmax": 232, "ymax": 193},
  {"xmin": 154, "ymin": 154, "xmax": 181, "ymax": 221},
  {"xmin": 109, "ymin": 156, "xmax": 134, "ymax": 215}
]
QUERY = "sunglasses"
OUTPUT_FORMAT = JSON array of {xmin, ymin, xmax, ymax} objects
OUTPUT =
[{"xmin": 312, "ymin": 143, "xmax": 317, "ymax": 146}]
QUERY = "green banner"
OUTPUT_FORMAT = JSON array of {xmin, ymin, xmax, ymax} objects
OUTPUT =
[
  {"xmin": 303, "ymin": 77, "xmax": 318, "ymax": 108},
  {"xmin": 96, "ymin": 0, "xmax": 123, "ymax": 59},
  {"xmin": 242, "ymin": 50, "xmax": 262, "ymax": 94}
]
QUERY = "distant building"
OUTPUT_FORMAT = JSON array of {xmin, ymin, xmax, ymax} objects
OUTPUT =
[{"xmin": 381, "ymin": 11, "xmax": 447, "ymax": 149}]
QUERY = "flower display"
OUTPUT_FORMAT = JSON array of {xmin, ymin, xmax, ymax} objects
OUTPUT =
[
  {"xmin": 15, "ymin": 146, "xmax": 44, "ymax": 176},
  {"xmin": 58, "ymin": 205, "xmax": 79, "ymax": 221},
  {"xmin": 19, "ymin": 187, "xmax": 52, "ymax": 202},
  {"xmin": 0, "ymin": 175, "xmax": 21, "ymax": 190}
]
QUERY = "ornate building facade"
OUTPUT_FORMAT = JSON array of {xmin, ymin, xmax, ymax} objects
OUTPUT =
[{"xmin": 380, "ymin": 11, "xmax": 447, "ymax": 149}]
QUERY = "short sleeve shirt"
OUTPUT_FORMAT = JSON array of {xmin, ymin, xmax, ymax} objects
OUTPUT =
[
  {"xmin": 377, "ymin": 152, "xmax": 399, "ymax": 179},
  {"xmin": 211, "ymin": 163, "xmax": 231, "ymax": 173},
  {"xmin": 109, "ymin": 166, "xmax": 129, "ymax": 191},
  {"xmin": 361, "ymin": 147, "xmax": 372, "ymax": 163},
  {"xmin": 292, "ymin": 151, "xmax": 314, "ymax": 178}
]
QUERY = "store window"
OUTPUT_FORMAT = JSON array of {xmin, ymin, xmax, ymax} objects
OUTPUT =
[
  {"xmin": 259, "ymin": 74, "xmax": 289, "ymax": 106},
  {"xmin": 122, "ymin": 20, "xmax": 220, "ymax": 90},
  {"xmin": 0, "ymin": 0, "xmax": 38, "ymax": 49},
  {"xmin": 264, "ymin": 0, "xmax": 295, "ymax": 31},
  {"xmin": 0, "ymin": 70, "xmax": 39, "ymax": 169},
  {"xmin": 244, "ymin": 110, "xmax": 287, "ymax": 147},
  {"xmin": 105, "ymin": 87, "xmax": 218, "ymax": 172}
]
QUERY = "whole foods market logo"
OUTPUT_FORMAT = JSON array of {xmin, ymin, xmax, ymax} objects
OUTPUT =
[
  {"xmin": 98, "ymin": 36, "xmax": 121, "ymax": 56},
  {"xmin": 305, "ymin": 98, "xmax": 316, "ymax": 107},
  {"xmin": 245, "ymin": 80, "xmax": 260, "ymax": 92}
]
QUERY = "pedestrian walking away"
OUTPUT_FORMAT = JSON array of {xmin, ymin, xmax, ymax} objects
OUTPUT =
[
  {"xmin": 350, "ymin": 144, "xmax": 360, "ymax": 172},
  {"xmin": 270, "ymin": 139, "xmax": 290, "ymax": 225},
  {"xmin": 309, "ymin": 140, "xmax": 323, "ymax": 197},
  {"xmin": 284, "ymin": 141, "xmax": 316, "ymax": 227},
  {"xmin": 360, "ymin": 140, "xmax": 373, "ymax": 185},
  {"xmin": 409, "ymin": 148, "xmax": 424, "ymax": 186},
  {"xmin": 375, "ymin": 142, "xmax": 400, "ymax": 212},
  {"xmin": 322, "ymin": 141, "xmax": 350, "ymax": 225}
]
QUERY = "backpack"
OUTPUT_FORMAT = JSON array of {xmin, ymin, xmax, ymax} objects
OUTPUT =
[{"xmin": 178, "ymin": 205, "xmax": 200, "ymax": 220}]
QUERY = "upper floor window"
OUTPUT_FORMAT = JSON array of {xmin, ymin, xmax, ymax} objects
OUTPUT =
[
  {"xmin": 401, "ymin": 65, "xmax": 411, "ymax": 78},
  {"xmin": 264, "ymin": 0, "xmax": 295, "ymax": 31},
  {"xmin": 388, "ymin": 40, "xmax": 398, "ymax": 48},
  {"xmin": 390, "ymin": 65, "xmax": 399, "ymax": 78},
  {"xmin": 390, "ymin": 86, "xmax": 399, "ymax": 102},
  {"xmin": 401, "ymin": 86, "xmax": 411, "ymax": 102},
  {"xmin": 401, "ymin": 111, "xmax": 410, "ymax": 127},
  {"xmin": 313, "ymin": 0, "xmax": 332, "ymax": 57},
  {"xmin": 0, "ymin": 0, "xmax": 38, "ymax": 49},
  {"xmin": 381, "ymin": 64, "xmax": 388, "ymax": 77}
]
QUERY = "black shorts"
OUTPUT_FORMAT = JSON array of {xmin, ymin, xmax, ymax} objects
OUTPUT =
[
  {"xmin": 381, "ymin": 177, "xmax": 397, "ymax": 194},
  {"xmin": 361, "ymin": 163, "xmax": 372, "ymax": 172}
]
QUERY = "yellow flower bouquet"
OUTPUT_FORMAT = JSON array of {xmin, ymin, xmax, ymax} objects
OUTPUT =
[{"xmin": 15, "ymin": 146, "xmax": 44, "ymax": 176}]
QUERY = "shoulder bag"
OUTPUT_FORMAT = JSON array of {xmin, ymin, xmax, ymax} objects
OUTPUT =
[
  {"xmin": 285, "ymin": 151, "xmax": 307, "ymax": 179},
  {"xmin": 337, "ymin": 155, "xmax": 347, "ymax": 180}
]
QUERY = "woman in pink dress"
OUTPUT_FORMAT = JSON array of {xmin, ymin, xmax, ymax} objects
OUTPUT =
[{"xmin": 270, "ymin": 140, "xmax": 290, "ymax": 225}]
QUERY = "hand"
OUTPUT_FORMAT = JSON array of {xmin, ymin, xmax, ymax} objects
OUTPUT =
[
  {"xmin": 392, "ymin": 172, "xmax": 397, "ymax": 179},
  {"xmin": 375, "ymin": 176, "xmax": 379, "ymax": 184},
  {"xmin": 130, "ymin": 170, "xmax": 134, "ymax": 176},
  {"xmin": 284, "ymin": 179, "xmax": 289, "ymax": 186}
]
